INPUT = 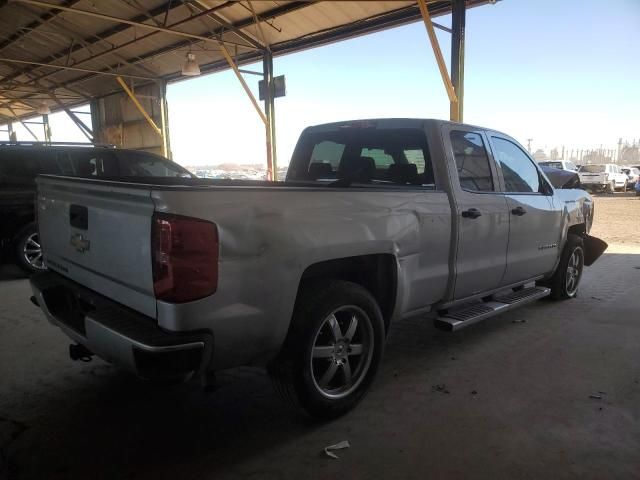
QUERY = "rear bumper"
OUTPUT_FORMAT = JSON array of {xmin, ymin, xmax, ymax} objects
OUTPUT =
[
  {"xmin": 30, "ymin": 271, "xmax": 213, "ymax": 382},
  {"xmin": 580, "ymin": 181, "xmax": 608, "ymax": 187}
]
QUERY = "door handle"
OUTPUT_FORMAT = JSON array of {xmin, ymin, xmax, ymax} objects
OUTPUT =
[
  {"xmin": 511, "ymin": 206, "xmax": 527, "ymax": 216},
  {"xmin": 461, "ymin": 208, "xmax": 482, "ymax": 219}
]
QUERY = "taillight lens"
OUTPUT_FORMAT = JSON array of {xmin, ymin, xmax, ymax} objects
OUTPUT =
[{"xmin": 152, "ymin": 213, "xmax": 219, "ymax": 303}]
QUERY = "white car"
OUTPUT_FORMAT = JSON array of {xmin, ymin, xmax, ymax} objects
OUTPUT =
[
  {"xmin": 539, "ymin": 160, "xmax": 578, "ymax": 171},
  {"xmin": 578, "ymin": 164, "xmax": 628, "ymax": 193}
]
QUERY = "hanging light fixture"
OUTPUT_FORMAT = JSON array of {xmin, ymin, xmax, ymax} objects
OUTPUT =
[
  {"xmin": 182, "ymin": 53, "xmax": 200, "ymax": 76},
  {"xmin": 36, "ymin": 103, "xmax": 51, "ymax": 115}
]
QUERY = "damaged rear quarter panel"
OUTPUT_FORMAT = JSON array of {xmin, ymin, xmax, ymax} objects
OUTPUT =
[{"xmin": 151, "ymin": 186, "xmax": 450, "ymax": 369}]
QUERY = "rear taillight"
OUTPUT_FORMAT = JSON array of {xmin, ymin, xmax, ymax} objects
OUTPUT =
[{"xmin": 152, "ymin": 213, "xmax": 219, "ymax": 303}]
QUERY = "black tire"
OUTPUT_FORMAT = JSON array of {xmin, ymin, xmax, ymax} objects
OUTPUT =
[
  {"xmin": 545, "ymin": 234, "xmax": 584, "ymax": 300},
  {"xmin": 14, "ymin": 223, "xmax": 46, "ymax": 274},
  {"xmin": 269, "ymin": 280, "xmax": 385, "ymax": 419}
]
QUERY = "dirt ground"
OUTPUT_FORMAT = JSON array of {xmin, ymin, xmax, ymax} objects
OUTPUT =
[
  {"xmin": 0, "ymin": 193, "xmax": 639, "ymax": 480},
  {"xmin": 589, "ymin": 193, "xmax": 640, "ymax": 252}
]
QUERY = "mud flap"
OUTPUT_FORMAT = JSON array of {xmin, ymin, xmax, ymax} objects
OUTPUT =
[{"xmin": 583, "ymin": 234, "xmax": 608, "ymax": 266}]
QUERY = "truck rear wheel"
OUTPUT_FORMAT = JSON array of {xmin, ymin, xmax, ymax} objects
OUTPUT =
[
  {"xmin": 544, "ymin": 234, "xmax": 584, "ymax": 300},
  {"xmin": 269, "ymin": 280, "xmax": 385, "ymax": 419},
  {"xmin": 15, "ymin": 223, "xmax": 47, "ymax": 274}
]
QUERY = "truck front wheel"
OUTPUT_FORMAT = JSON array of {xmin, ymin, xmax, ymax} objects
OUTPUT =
[
  {"xmin": 543, "ymin": 234, "xmax": 585, "ymax": 300},
  {"xmin": 269, "ymin": 280, "xmax": 385, "ymax": 419}
]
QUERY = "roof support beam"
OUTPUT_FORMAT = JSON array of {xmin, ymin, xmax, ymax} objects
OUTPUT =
[
  {"xmin": 0, "ymin": 57, "xmax": 157, "ymax": 80},
  {"xmin": 417, "ymin": 0, "xmax": 459, "ymax": 120},
  {"xmin": 4, "ymin": 104, "xmax": 38, "ymax": 140},
  {"xmin": 13, "ymin": 1, "xmax": 309, "ymax": 94},
  {"xmin": 115, "ymin": 76, "xmax": 162, "ymax": 137},
  {"xmin": 0, "ymin": 0, "xmax": 81, "ymax": 52},
  {"xmin": 45, "ymin": 89, "xmax": 93, "ymax": 141},
  {"xmin": 218, "ymin": 42, "xmax": 267, "ymax": 125},
  {"xmin": 187, "ymin": 0, "xmax": 263, "ymax": 49},
  {"xmin": 12, "ymin": 0, "xmax": 257, "ymax": 50},
  {"xmin": 0, "ymin": 0, "xmax": 180, "ymax": 85},
  {"xmin": 3, "ymin": 2, "xmax": 251, "ymax": 101}
]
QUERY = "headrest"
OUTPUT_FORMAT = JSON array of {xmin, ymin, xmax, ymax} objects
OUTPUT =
[
  {"xmin": 77, "ymin": 160, "xmax": 96, "ymax": 176},
  {"xmin": 308, "ymin": 162, "xmax": 333, "ymax": 180},
  {"xmin": 388, "ymin": 163, "xmax": 419, "ymax": 184},
  {"xmin": 341, "ymin": 156, "xmax": 376, "ymax": 182}
]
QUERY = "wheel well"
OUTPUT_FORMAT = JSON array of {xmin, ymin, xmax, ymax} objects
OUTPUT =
[
  {"xmin": 299, "ymin": 254, "xmax": 397, "ymax": 331},
  {"xmin": 567, "ymin": 223, "xmax": 586, "ymax": 237}
]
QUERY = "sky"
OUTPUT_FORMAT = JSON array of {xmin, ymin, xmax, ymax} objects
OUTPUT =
[{"xmin": 6, "ymin": 0, "xmax": 639, "ymax": 167}]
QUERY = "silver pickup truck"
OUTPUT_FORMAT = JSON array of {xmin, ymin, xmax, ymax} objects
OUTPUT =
[{"xmin": 30, "ymin": 119, "xmax": 606, "ymax": 418}]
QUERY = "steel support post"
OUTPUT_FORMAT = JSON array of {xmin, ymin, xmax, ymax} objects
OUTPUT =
[
  {"xmin": 42, "ymin": 113, "xmax": 51, "ymax": 143},
  {"xmin": 450, "ymin": 0, "xmax": 466, "ymax": 123},
  {"xmin": 8, "ymin": 122, "xmax": 16, "ymax": 141},
  {"xmin": 263, "ymin": 50, "xmax": 277, "ymax": 181},
  {"xmin": 157, "ymin": 79, "xmax": 171, "ymax": 158},
  {"xmin": 90, "ymin": 98, "xmax": 103, "ymax": 144}
]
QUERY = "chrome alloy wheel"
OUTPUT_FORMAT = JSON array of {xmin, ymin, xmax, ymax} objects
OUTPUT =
[
  {"xmin": 23, "ymin": 232, "xmax": 45, "ymax": 271},
  {"xmin": 310, "ymin": 305, "xmax": 374, "ymax": 399},
  {"xmin": 565, "ymin": 248, "xmax": 583, "ymax": 296}
]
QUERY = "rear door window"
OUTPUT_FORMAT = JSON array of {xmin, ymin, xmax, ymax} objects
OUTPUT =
[{"xmin": 450, "ymin": 131, "xmax": 494, "ymax": 192}]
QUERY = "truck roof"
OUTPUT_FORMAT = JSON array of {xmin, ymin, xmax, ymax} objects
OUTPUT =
[{"xmin": 304, "ymin": 118, "xmax": 504, "ymax": 136}]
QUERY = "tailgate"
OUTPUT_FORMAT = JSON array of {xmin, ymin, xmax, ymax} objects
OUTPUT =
[{"xmin": 36, "ymin": 176, "xmax": 156, "ymax": 318}]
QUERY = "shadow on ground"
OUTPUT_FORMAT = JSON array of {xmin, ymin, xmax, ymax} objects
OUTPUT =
[{"xmin": 1, "ymin": 253, "xmax": 639, "ymax": 480}]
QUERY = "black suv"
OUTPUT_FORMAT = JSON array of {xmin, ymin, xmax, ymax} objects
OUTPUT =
[{"xmin": 0, "ymin": 143, "xmax": 193, "ymax": 273}]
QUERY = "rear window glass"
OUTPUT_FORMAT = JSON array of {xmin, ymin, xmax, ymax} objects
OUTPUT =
[
  {"xmin": 66, "ymin": 150, "xmax": 119, "ymax": 177},
  {"xmin": 540, "ymin": 161, "xmax": 563, "ymax": 169},
  {"xmin": 578, "ymin": 165, "xmax": 606, "ymax": 173},
  {"xmin": 287, "ymin": 128, "xmax": 435, "ymax": 188},
  {"xmin": 116, "ymin": 151, "xmax": 193, "ymax": 177}
]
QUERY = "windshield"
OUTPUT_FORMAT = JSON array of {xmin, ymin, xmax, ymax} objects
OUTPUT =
[
  {"xmin": 287, "ymin": 127, "xmax": 435, "ymax": 187},
  {"xmin": 579, "ymin": 164, "xmax": 606, "ymax": 173}
]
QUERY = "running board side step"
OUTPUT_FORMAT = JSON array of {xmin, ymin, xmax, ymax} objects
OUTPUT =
[{"xmin": 434, "ymin": 286, "xmax": 551, "ymax": 332}]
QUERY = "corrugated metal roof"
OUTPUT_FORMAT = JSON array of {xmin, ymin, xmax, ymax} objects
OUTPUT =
[{"xmin": 0, "ymin": 0, "xmax": 492, "ymax": 123}]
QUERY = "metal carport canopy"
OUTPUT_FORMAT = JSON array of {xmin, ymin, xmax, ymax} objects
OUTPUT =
[{"xmin": 0, "ymin": 0, "xmax": 490, "ymax": 121}]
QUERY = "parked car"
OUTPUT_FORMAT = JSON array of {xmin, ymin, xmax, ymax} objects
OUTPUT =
[
  {"xmin": 29, "ymin": 119, "xmax": 607, "ymax": 418},
  {"xmin": 621, "ymin": 167, "xmax": 640, "ymax": 188},
  {"xmin": 577, "ymin": 163, "xmax": 628, "ymax": 193},
  {"xmin": 539, "ymin": 160, "xmax": 578, "ymax": 171},
  {"xmin": 0, "ymin": 143, "xmax": 194, "ymax": 272}
]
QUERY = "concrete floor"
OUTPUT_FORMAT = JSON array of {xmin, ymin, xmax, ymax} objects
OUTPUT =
[{"xmin": 1, "ymin": 195, "xmax": 639, "ymax": 480}]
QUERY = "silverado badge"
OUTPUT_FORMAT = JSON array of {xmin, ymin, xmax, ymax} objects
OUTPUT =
[{"xmin": 70, "ymin": 233, "xmax": 90, "ymax": 253}]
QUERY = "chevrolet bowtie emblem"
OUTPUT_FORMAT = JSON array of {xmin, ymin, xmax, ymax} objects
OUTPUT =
[{"xmin": 70, "ymin": 233, "xmax": 90, "ymax": 253}]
